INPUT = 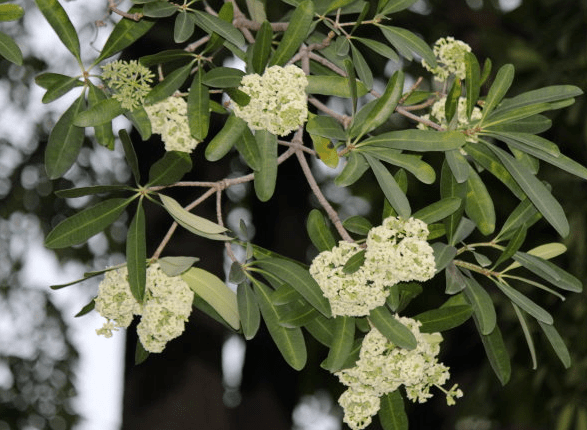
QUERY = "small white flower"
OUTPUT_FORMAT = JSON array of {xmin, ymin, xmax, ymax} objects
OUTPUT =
[
  {"xmin": 232, "ymin": 65, "xmax": 308, "ymax": 136},
  {"xmin": 145, "ymin": 96, "xmax": 200, "ymax": 153},
  {"xmin": 422, "ymin": 37, "xmax": 472, "ymax": 82},
  {"xmin": 338, "ymin": 387, "xmax": 381, "ymax": 430},
  {"xmin": 417, "ymin": 96, "xmax": 482, "ymax": 142}
]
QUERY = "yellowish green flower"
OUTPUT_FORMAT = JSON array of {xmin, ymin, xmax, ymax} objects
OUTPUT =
[
  {"xmin": 145, "ymin": 96, "xmax": 200, "ymax": 153},
  {"xmin": 422, "ymin": 37, "xmax": 472, "ymax": 82},
  {"xmin": 101, "ymin": 60, "xmax": 154, "ymax": 110}
]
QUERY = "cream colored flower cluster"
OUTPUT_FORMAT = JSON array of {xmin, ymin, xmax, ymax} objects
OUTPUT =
[
  {"xmin": 417, "ymin": 96, "xmax": 482, "ymax": 142},
  {"xmin": 95, "ymin": 264, "xmax": 194, "ymax": 353},
  {"xmin": 145, "ymin": 96, "xmax": 200, "ymax": 153},
  {"xmin": 232, "ymin": 65, "xmax": 308, "ymax": 136},
  {"xmin": 309, "ymin": 217, "xmax": 436, "ymax": 317},
  {"xmin": 101, "ymin": 60, "xmax": 154, "ymax": 110},
  {"xmin": 422, "ymin": 37, "xmax": 472, "ymax": 82},
  {"xmin": 335, "ymin": 317, "xmax": 463, "ymax": 430}
]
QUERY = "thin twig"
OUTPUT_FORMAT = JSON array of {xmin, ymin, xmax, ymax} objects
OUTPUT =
[
  {"xmin": 185, "ymin": 35, "xmax": 210, "ymax": 53},
  {"xmin": 308, "ymin": 97, "xmax": 351, "ymax": 128},
  {"xmin": 108, "ymin": 0, "xmax": 141, "ymax": 21}
]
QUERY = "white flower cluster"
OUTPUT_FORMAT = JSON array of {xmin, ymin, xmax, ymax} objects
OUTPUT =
[
  {"xmin": 336, "ymin": 317, "xmax": 463, "ymax": 430},
  {"xmin": 309, "ymin": 217, "xmax": 436, "ymax": 317},
  {"xmin": 101, "ymin": 60, "xmax": 154, "ymax": 110},
  {"xmin": 232, "ymin": 65, "xmax": 308, "ymax": 136},
  {"xmin": 95, "ymin": 263, "xmax": 194, "ymax": 353},
  {"xmin": 422, "ymin": 37, "xmax": 472, "ymax": 82},
  {"xmin": 145, "ymin": 96, "xmax": 199, "ymax": 153},
  {"xmin": 417, "ymin": 96, "xmax": 482, "ymax": 142}
]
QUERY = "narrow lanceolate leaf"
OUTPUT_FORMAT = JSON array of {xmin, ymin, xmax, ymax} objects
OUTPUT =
[
  {"xmin": 415, "ymin": 305, "xmax": 473, "ymax": 333},
  {"xmin": 431, "ymin": 242, "xmax": 457, "ymax": 273},
  {"xmin": 488, "ymin": 143, "xmax": 569, "ymax": 237},
  {"xmin": 125, "ymin": 107, "xmax": 152, "ymax": 141},
  {"xmin": 55, "ymin": 185, "xmax": 130, "ymax": 198},
  {"xmin": 74, "ymin": 298, "xmax": 95, "ymax": 317},
  {"xmin": 127, "ymin": 204, "xmax": 146, "ymax": 303},
  {"xmin": 143, "ymin": 1, "xmax": 177, "ymax": 17},
  {"xmin": 351, "ymin": 43, "xmax": 373, "ymax": 90},
  {"xmin": 235, "ymin": 127, "xmax": 261, "ymax": 171},
  {"xmin": 379, "ymin": 390, "xmax": 408, "ymax": 430},
  {"xmin": 463, "ymin": 274, "xmax": 496, "ymax": 335},
  {"xmin": 246, "ymin": 0, "xmax": 266, "ymax": 22},
  {"xmin": 254, "ymin": 130, "xmax": 278, "ymax": 202},
  {"xmin": 323, "ymin": 316, "xmax": 355, "ymax": 372},
  {"xmin": 119, "ymin": 129, "xmax": 140, "ymax": 185},
  {"xmin": 493, "ymin": 280, "xmax": 552, "ymax": 324},
  {"xmin": 494, "ymin": 225, "xmax": 527, "ymax": 268},
  {"xmin": 342, "ymin": 250, "xmax": 366, "ymax": 274},
  {"xmin": 269, "ymin": 0, "xmax": 313, "ymax": 66},
  {"xmin": 507, "ymin": 251, "xmax": 582, "ymax": 292},
  {"xmin": 192, "ymin": 9, "xmax": 245, "ymax": 48},
  {"xmin": 306, "ymin": 209, "xmax": 336, "ymax": 252},
  {"xmin": 146, "ymin": 151, "xmax": 192, "ymax": 186},
  {"xmin": 45, "ymin": 94, "xmax": 86, "ymax": 180},
  {"xmin": 253, "ymin": 279, "xmax": 307, "ymax": 370},
  {"xmin": 465, "ymin": 167, "xmax": 495, "ymax": 235},
  {"xmin": 144, "ymin": 63, "xmax": 192, "ymax": 106},
  {"xmin": 97, "ymin": 6, "xmax": 156, "ymax": 62},
  {"xmin": 34, "ymin": 0, "xmax": 80, "ymax": 61},
  {"xmin": 365, "ymin": 155, "xmax": 411, "ymax": 218},
  {"xmin": 445, "ymin": 262, "xmax": 467, "ymax": 294},
  {"xmin": 255, "ymin": 257, "xmax": 331, "ymax": 318},
  {"xmin": 498, "ymin": 198, "xmax": 539, "ymax": 241},
  {"xmin": 445, "ymin": 149, "xmax": 469, "ymax": 183},
  {"xmin": 202, "ymin": 67, "xmax": 246, "ymax": 88},
  {"xmin": 344, "ymin": 58, "xmax": 358, "ymax": 115},
  {"xmin": 187, "ymin": 69, "xmax": 209, "ymax": 141},
  {"xmin": 476, "ymin": 319, "xmax": 511, "ymax": 385},
  {"xmin": 378, "ymin": 0, "xmax": 418, "ymax": 14},
  {"xmin": 370, "ymin": 306, "xmax": 417, "ymax": 350},
  {"xmin": 174, "ymin": 11, "xmax": 195, "ymax": 43},
  {"xmin": 88, "ymin": 83, "xmax": 115, "ymax": 149},
  {"xmin": 359, "ymin": 129, "xmax": 466, "ymax": 152},
  {"xmin": 493, "ymin": 85, "xmax": 583, "ymax": 114},
  {"xmin": 335, "ymin": 151, "xmax": 369, "ymax": 187},
  {"xmin": 511, "ymin": 303, "xmax": 537, "ymax": 369},
  {"xmin": 45, "ymin": 197, "xmax": 133, "ymax": 248},
  {"xmin": 483, "ymin": 132, "xmax": 560, "ymax": 158},
  {"xmin": 464, "ymin": 51, "xmax": 481, "ymax": 119},
  {"xmin": 74, "ymin": 98, "xmax": 126, "ymax": 127},
  {"xmin": 353, "ymin": 36, "xmax": 399, "ymax": 62},
  {"xmin": 306, "ymin": 75, "xmax": 369, "ymax": 98},
  {"xmin": 378, "ymin": 25, "xmax": 436, "ymax": 67},
  {"xmin": 139, "ymin": 49, "xmax": 194, "ymax": 67},
  {"xmin": 306, "ymin": 115, "xmax": 346, "ymax": 141},
  {"xmin": 445, "ymin": 78, "xmax": 462, "ymax": 124},
  {"xmin": 158, "ymin": 256, "xmax": 199, "ymax": 276},
  {"xmin": 251, "ymin": 20, "xmax": 273, "ymax": 74},
  {"xmin": 538, "ymin": 321, "xmax": 571, "ymax": 368},
  {"xmin": 479, "ymin": 64, "xmax": 515, "ymax": 122},
  {"xmin": 440, "ymin": 161, "xmax": 466, "ymax": 245},
  {"xmin": 39, "ymin": 74, "xmax": 83, "ymax": 104},
  {"xmin": 182, "ymin": 267, "xmax": 240, "ymax": 330},
  {"xmin": 237, "ymin": 282, "xmax": 261, "ymax": 340},
  {"xmin": 359, "ymin": 146, "xmax": 436, "ymax": 184},
  {"xmin": 412, "ymin": 197, "xmax": 461, "ymax": 225},
  {"xmin": 205, "ymin": 115, "xmax": 247, "ymax": 161}
]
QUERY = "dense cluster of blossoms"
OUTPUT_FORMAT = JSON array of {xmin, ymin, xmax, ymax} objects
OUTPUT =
[
  {"xmin": 101, "ymin": 60, "xmax": 154, "ymax": 110},
  {"xmin": 145, "ymin": 96, "xmax": 199, "ymax": 153},
  {"xmin": 422, "ymin": 37, "xmax": 472, "ymax": 82},
  {"xmin": 232, "ymin": 65, "xmax": 308, "ymax": 136},
  {"xmin": 95, "ymin": 263, "xmax": 194, "ymax": 353},
  {"xmin": 336, "ymin": 318, "xmax": 463, "ymax": 430},
  {"xmin": 309, "ymin": 217, "xmax": 435, "ymax": 317},
  {"xmin": 417, "ymin": 96, "xmax": 482, "ymax": 142}
]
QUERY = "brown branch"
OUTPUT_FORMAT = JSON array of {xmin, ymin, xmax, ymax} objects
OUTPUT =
[
  {"xmin": 108, "ymin": 0, "xmax": 141, "ymax": 21},
  {"xmin": 308, "ymin": 97, "xmax": 351, "ymax": 128}
]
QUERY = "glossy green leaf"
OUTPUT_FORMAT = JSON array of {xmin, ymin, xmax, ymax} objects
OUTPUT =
[
  {"xmin": 276, "ymin": 299, "xmax": 319, "ymax": 328},
  {"xmin": 378, "ymin": 0, "xmax": 418, "ymax": 14},
  {"xmin": 269, "ymin": 0, "xmax": 313, "ymax": 66},
  {"xmin": 119, "ymin": 129, "xmax": 140, "ymax": 184},
  {"xmin": 415, "ymin": 305, "xmax": 473, "ymax": 333},
  {"xmin": 378, "ymin": 25, "xmax": 436, "ymax": 67},
  {"xmin": 342, "ymin": 249, "xmax": 366, "ymax": 274},
  {"xmin": 452, "ymin": 217, "xmax": 476, "ymax": 244},
  {"xmin": 147, "ymin": 151, "xmax": 192, "ymax": 186},
  {"xmin": 74, "ymin": 298, "xmax": 95, "ymax": 318},
  {"xmin": 254, "ymin": 130, "xmax": 278, "ymax": 202},
  {"xmin": 359, "ymin": 146, "xmax": 435, "ymax": 184},
  {"xmin": 311, "ymin": 134, "xmax": 339, "ymax": 168},
  {"xmin": 144, "ymin": 63, "xmax": 192, "ymax": 106},
  {"xmin": 479, "ymin": 64, "xmax": 515, "ymax": 122},
  {"xmin": 494, "ymin": 85, "xmax": 583, "ymax": 114},
  {"xmin": 45, "ymin": 197, "xmax": 133, "ymax": 248},
  {"xmin": 74, "ymin": 98, "xmax": 126, "ymax": 127},
  {"xmin": 440, "ymin": 160, "xmax": 466, "ymax": 245},
  {"xmin": 306, "ymin": 115, "xmax": 346, "ymax": 141},
  {"xmin": 139, "ymin": 49, "xmax": 194, "ymax": 67},
  {"xmin": 379, "ymin": 390, "xmax": 408, "ymax": 430},
  {"xmin": 342, "ymin": 216, "xmax": 373, "ymax": 235},
  {"xmin": 445, "ymin": 78, "xmax": 462, "ymax": 124},
  {"xmin": 497, "ymin": 198, "xmax": 539, "ymax": 241},
  {"xmin": 202, "ymin": 67, "xmax": 245, "ymax": 88},
  {"xmin": 335, "ymin": 151, "xmax": 369, "ymax": 187},
  {"xmin": 192, "ymin": 9, "xmax": 245, "ymax": 48},
  {"xmin": 306, "ymin": 75, "xmax": 369, "ymax": 98},
  {"xmin": 34, "ymin": 0, "xmax": 80, "ymax": 60},
  {"xmin": 512, "ymin": 303, "xmax": 537, "ymax": 369},
  {"xmin": 370, "ymin": 305, "xmax": 417, "ymax": 350},
  {"xmin": 304, "ymin": 314, "xmax": 335, "ymax": 347},
  {"xmin": 464, "ymin": 51, "xmax": 481, "ymax": 119},
  {"xmin": 365, "ymin": 155, "xmax": 410, "ymax": 218},
  {"xmin": 39, "ymin": 74, "xmax": 82, "ymax": 103},
  {"xmin": 50, "ymin": 270, "xmax": 104, "ymax": 290},
  {"xmin": 538, "ymin": 321, "xmax": 571, "ymax": 369},
  {"xmin": 494, "ymin": 225, "xmax": 526, "ymax": 268},
  {"xmin": 87, "ymin": 84, "xmax": 115, "ymax": 149},
  {"xmin": 251, "ymin": 20, "xmax": 273, "ymax": 74},
  {"xmin": 507, "ymin": 251, "xmax": 582, "ymax": 292},
  {"xmin": 344, "ymin": 58, "xmax": 358, "ymax": 114},
  {"xmin": 445, "ymin": 149, "xmax": 469, "ymax": 183},
  {"xmin": 485, "ymin": 114, "xmax": 551, "ymax": 134},
  {"xmin": 307, "ymin": 209, "xmax": 336, "ymax": 252},
  {"xmin": 201, "ymin": 2, "xmax": 234, "ymax": 53},
  {"xmin": 484, "ymin": 131, "xmax": 560, "ymax": 158},
  {"xmin": 125, "ymin": 107, "xmax": 152, "ymax": 141},
  {"xmin": 182, "ymin": 267, "xmax": 240, "ymax": 330},
  {"xmin": 235, "ymin": 127, "xmax": 261, "ymax": 171},
  {"xmin": 394, "ymin": 282, "xmax": 423, "ymax": 313},
  {"xmin": 465, "ymin": 166, "xmax": 495, "ymax": 235},
  {"xmin": 477, "ymin": 320, "xmax": 511, "ymax": 385},
  {"xmin": 432, "ymin": 242, "xmax": 457, "ymax": 273},
  {"xmin": 463, "ymin": 274, "xmax": 496, "ymax": 335},
  {"xmin": 359, "ymin": 129, "xmax": 466, "ymax": 152},
  {"xmin": 127, "ymin": 204, "xmax": 146, "ymax": 303},
  {"xmin": 45, "ymin": 94, "xmax": 86, "ymax": 180},
  {"xmin": 494, "ymin": 279, "xmax": 552, "ymax": 324},
  {"xmin": 0, "ymin": 3, "xmax": 23, "ymax": 21},
  {"xmin": 445, "ymin": 262, "xmax": 467, "ymax": 294},
  {"xmin": 187, "ymin": 69, "xmax": 210, "ymax": 141},
  {"xmin": 237, "ymin": 282, "xmax": 261, "ymax": 340},
  {"xmin": 353, "ymin": 36, "xmax": 399, "ymax": 62},
  {"xmin": 205, "ymin": 114, "xmax": 247, "ymax": 161},
  {"xmin": 323, "ymin": 316, "xmax": 355, "ymax": 372},
  {"xmin": 229, "ymin": 262, "xmax": 246, "ymax": 284},
  {"xmin": 158, "ymin": 256, "xmax": 199, "ymax": 276},
  {"xmin": 413, "ymin": 197, "xmax": 461, "ymax": 225},
  {"xmin": 351, "ymin": 43, "xmax": 373, "ymax": 90},
  {"xmin": 482, "ymin": 102, "xmax": 552, "ymax": 128},
  {"xmin": 252, "ymin": 279, "xmax": 307, "ymax": 370},
  {"xmin": 174, "ymin": 11, "xmax": 195, "ymax": 43},
  {"xmin": 143, "ymin": 1, "xmax": 177, "ymax": 17},
  {"xmin": 55, "ymin": 185, "xmax": 130, "ymax": 198}
]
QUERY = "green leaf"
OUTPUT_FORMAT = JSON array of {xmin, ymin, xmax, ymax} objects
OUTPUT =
[
  {"xmin": 235, "ymin": 127, "xmax": 261, "ymax": 171},
  {"xmin": 143, "ymin": 0, "xmax": 177, "ymax": 17},
  {"xmin": 485, "ymin": 114, "xmax": 551, "ymax": 134},
  {"xmin": 192, "ymin": 9, "xmax": 245, "ymax": 48},
  {"xmin": 353, "ymin": 36, "xmax": 399, "ymax": 62},
  {"xmin": 463, "ymin": 274, "xmax": 496, "ymax": 335},
  {"xmin": 344, "ymin": 58, "xmax": 357, "ymax": 114},
  {"xmin": 277, "ymin": 299, "xmax": 319, "ymax": 328},
  {"xmin": 187, "ymin": 69, "xmax": 210, "ymax": 141},
  {"xmin": 158, "ymin": 256, "xmax": 199, "ymax": 276},
  {"xmin": 465, "ymin": 51, "xmax": 481, "ymax": 119},
  {"xmin": 465, "ymin": 166, "xmax": 495, "ymax": 235},
  {"xmin": 395, "ymin": 282, "xmax": 423, "ymax": 313},
  {"xmin": 174, "ymin": 11, "xmax": 195, "ymax": 43},
  {"xmin": 88, "ymin": 83, "xmax": 115, "ymax": 149},
  {"xmin": 229, "ymin": 262, "xmax": 246, "ymax": 284},
  {"xmin": 125, "ymin": 107, "xmax": 152, "ymax": 141},
  {"xmin": 503, "ymin": 243, "xmax": 567, "ymax": 273},
  {"xmin": 378, "ymin": 25, "xmax": 436, "ymax": 67},
  {"xmin": 251, "ymin": 20, "xmax": 273, "ymax": 74},
  {"xmin": 482, "ymin": 102, "xmax": 553, "ymax": 128},
  {"xmin": 452, "ymin": 217, "xmax": 476, "ymax": 244},
  {"xmin": 159, "ymin": 194, "xmax": 231, "ymax": 240},
  {"xmin": 445, "ymin": 78, "xmax": 462, "ymax": 124},
  {"xmin": 39, "ymin": 74, "xmax": 83, "ymax": 104},
  {"xmin": 358, "ymin": 146, "xmax": 435, "ymax": 184},
  {"xmin": 307, "ymin": 209, "xmax": 336, "ymax": 252},
  {"xmin": 497, "ymin": 198, "xmax": 539, "ymax": 241},
  {"xmin": 0, "ymin": 3, "xmax": 24, "ymax": 21},
  {"xmin": 365, "ymin": 154, "xmax": 411, "ymax": 218},
  {"xmin": 440, "ymin": 160, "xmax": 466, "ymax": 245},
  {"xmin": 119, "ymin": 129, "xmax": 141, "ymax": 184},
  {"xmin": 74, "ymin": 298, "xmax": 95, "ymax": 318},
  {"xmin": 370, "ymin": 305, "xmax": 417, "ymax": 349},
  {"xmin": 144, "ymin": 63, "xmax": 192, "ymax": 106},
  {"xmin": 359, "ymin": 129, "xmax": 466, "ymax": 152},
  {"xmin": 342, "ymin": 249, "xmax": 366, "ymax": 274},
  {"xmin": 538, "ymin": 321, "xmax": 571, "ymax": 369},
  {"xmin": 445, "ymin": 149, "xmax": 469, "ymax": 183},
  {"xmin": 479, "ymin": 64, "xmax": 515, "ymax": 123},
  {"xmin": 493, "ymin": 280, "xmax": 552, "ymax": 324},
  {"xmin": 415, "ymin": 305, "xmax": 473, "ymax": 333},
  {"xmin": 237, "ymin": 282, "xmax": 261, "ymax": 340},
  {"xmin": 201, "ymin": 2, "xmax": 234, "ymax": 53},
  {"xmin": 245, "ymin": 0, "xmax": 266, "ymax": 22},
  {"xmin": 342, "ymin": 216, "xmax": 373, "ymax": 235},
  {"xmin": 487, "ymin": 143, "xmax": 569, "ymax": 237},
  {"xmin": 484, "ymin": 131, "xmax": 560, "ymax": 158},
  {"xmin": 413, "ymin": 197, "xmax": 461, "ymax": 225},
  {"xmin": 379, "ymin": 390, "xmax": 408, "ymax": 430},
  {"xmin": 139, "ymin": 49, "xmax": 194, "ymax": 67},
  {"xmin": 494, "ymin": 85, "xmax": 583, "ymax": 115},
  {"xmin": 147, "ymin": 151, "xmax": 192, "ymax": 186},
  {"xmin": 477, "ymin": 320, "xmax": 511, "ymax": 385},
  {"xmin": 254, "ymin": 130, "xmax": 278, "ymax": 202},
  {"xmin": 511, "ymin": 303, "xmax": 537, "ymax": 369},
  {"xmin": 74, "ymin": 98, "xmax": 126, "ymax": 127},
  {"xmin": 225, "ymin": 87, "xmax": 250, "ymax": 106},
  {"xmin": 445, "ymin": 262, "xmax": 467, "ymax": 294},
  {"xmin": 55, "ymin": 185, "xmax": 130, "ymax": 198},
  {"xmin": 45, "ymin": 197, "xmax": 133, "ymax": 248},
  {"xmin": 34, "ymin": 0, "xmax": 80, "ymax": 61},
  {"xmin": 311, "ymin": 134, "xmax": 339, "ymax": 168},
  {"xmin": 378, "ymin": 0, "xmax": 418, "ymax": 14},
  {"xmin": 304, "ymin": 314, "xmax": 335, "ymax": 346},
  {"xmin": 323, "ymin": 316, "xmax": 355, "ymax": 372},
  {"xmin": 269, "ymin": 0, "xmax": 313, "ymax": 66},
  {"xmin": 202, "ymin": 67, "xmax": 246, "ymax": 88},
  {"xmin": 335, "ymin": 151, "xmax": 369, "ymax": 187},
  {"xmin": 351, "ymin": 43, "xmax": 373, "ymax": 90},
  {"xmin": 432, "ymin": 242, "xmax": 457, "ymax": 273},
  {"xmin": 494, "ymin": 225, "xmax": 526, "ymax": 267},
  {"xmin": 306, "ymin": 75, "xmax": 369, "ymax": 98},
  {"xmin": 127, "ymin": 204, "xmax": 146, "ymax": 303},
  {"xmin": 255, "ymin": 257, "xmax": 332, "ymax": 318},
  {"xmin": 306, "ymin": 115, "xmax": 346, "ymax": 141},
  {"xmin": 205, "ymin": 114, "xmax": 247, "ymax": 161},
  {"xmin": 45, "ymin": 94, "xmax": 86, "ymax": 180},
  {"xmin": 252, "ymin": 279, "xmax": 307, "ymax": 370},
  {"xmin": 182, "ymin": 267, "xmax": 240, "ymax": 330},
  {"xmin": 135, "ymin": 340, "xmax": 149, "ymax": 364}
]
